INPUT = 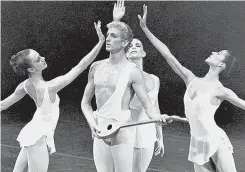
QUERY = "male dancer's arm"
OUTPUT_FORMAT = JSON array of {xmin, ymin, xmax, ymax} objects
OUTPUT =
[
  {"xmin": 0, "ymin": 82, "xmax": 26, "ymax": 111},
  {"xmin": 130, "ymin": 68, "xmax": 166, "ymax": 157},
  {"xmin": 50, "ymin": 21, "xmax": 105, "ymax": 93},
  {"xmin": 138, "ymin": 5, "xmax": 195, "ymax": 85},
  {"xmin": 81, "ymin": 62, "xmax": 101, "ymax": 135},
  {"xmin": 215, "ymin": 87, "xmax": 245, "ymax": 110},
  {"xmin": 130, "ymin": 67, "xmax": 167, "ymax": 122},
  {"xmin": 154, "ymin": 76, "xmax": 165, "ymax": 157}
]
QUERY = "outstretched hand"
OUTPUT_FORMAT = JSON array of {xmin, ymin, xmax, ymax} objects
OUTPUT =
[
  {"xmin": 113, "ymin": 0, "xmax": 125, "ymax": 21},
  {"xmin": 94, "ymin": 20, "xmax": 105, "ymax": 43},
  {"xmin": 138, "ymin": 4, "xmax": 148, "ymax": 28}
]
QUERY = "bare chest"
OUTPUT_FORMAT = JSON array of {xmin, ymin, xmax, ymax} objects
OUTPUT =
[
  {"xmin": 93, "ymin": 63, "xmax": 133, "ymax": 109},
  {"xmin": 94, "ymin": 66, "xmax": 120, "ymax": 91}
]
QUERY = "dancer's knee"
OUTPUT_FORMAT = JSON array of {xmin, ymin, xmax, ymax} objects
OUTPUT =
[
  {"xmin": 133, "ymin": 147, "xmax": 154, "ymax": 172},
  {"xmin": 133, "ymin": 148, "xmax": 144, "ymax": 172}
]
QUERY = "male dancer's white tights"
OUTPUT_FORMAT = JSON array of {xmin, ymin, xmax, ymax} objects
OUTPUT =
[{"xmin": 93, "ymin": 137, "xmax": 134, "ymax": 172}]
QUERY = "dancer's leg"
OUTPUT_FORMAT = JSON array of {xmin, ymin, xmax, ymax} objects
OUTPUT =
[
  {"xmin": 111, "ymin": 127, "xmax": 135, "ymax": 172},
  {"xmin": 25, "ymin": 136, "xmax": 49, "ymax": 172},
  {"xmin": 13, "ymin": 147, "xmax": 28, "ymax": 172},
  {"xmin": 193, "ymin": 161, "xmax": 216, "ymax": 172},
  {"xmin": 211, "ymin": 142, "xmax": 237, "ymax": 172},
  {"xmin": 93, "ymin": 137, "xmax": 114, "ymax": 172},
  {"xmin": 111, "ymin": 144, "xmax": 134, "ymax": 172},
  {"xmin": 132, "ymin": 144, "xmax": 155, "ymax": 172}
]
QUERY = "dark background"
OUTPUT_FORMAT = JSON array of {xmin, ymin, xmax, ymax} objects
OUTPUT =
[{"xmin": 1, "ymin": 1, "xmax": 245, "ymax": 129}]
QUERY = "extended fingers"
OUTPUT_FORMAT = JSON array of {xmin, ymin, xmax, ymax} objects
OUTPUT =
[
  {"xmin": 94, "ymin": 21, "xmax": 102, "ymax": 32},
  {"xmin": 154, "ymin": 147, "xmax": 160, "ymax": 156},
  {"xmin": 143, "ymin": 4, "xmax": 148, "ymax": 18},
  {"xmin": 138, "ymin": 14, "xmax": 142, "ymax": 20},
  {"xmin": 119, "ymin": 0, "xmax": 124, "ymax": 8},
  {"xmin": 115, "ymin": 0, "xmax": 124, "ymax": 8}
]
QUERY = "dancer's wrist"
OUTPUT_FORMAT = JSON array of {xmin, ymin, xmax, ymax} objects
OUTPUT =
[
  {"xmin": 156, "ymin": 132, "xmax": 163, "ymax": 141},
  {"xmin": 141, "ymin": 26, "xmax": 149, "ymax": 32},
  {"xmin": 157, "ymin": 136, "xmax": 163, "ymax": 141}
]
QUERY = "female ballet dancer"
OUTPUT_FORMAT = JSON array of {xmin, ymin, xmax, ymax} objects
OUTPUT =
[
  {"xmin": 128, "ymin": 38, "xmax": 164, "ymax": 172},
  {"xmin": 138, "ymin": 5, "xmax": 245, "ymax": 172},
  {"xmin": 0, "ymin": 21, "xmax": 104, "ymax": 172}
]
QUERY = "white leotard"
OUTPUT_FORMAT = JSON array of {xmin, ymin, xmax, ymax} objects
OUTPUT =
[
  {"xmin": 17, "ymin": 80, "xmax": 60, "ymax": 154},
  {"xmin": 184, "ymin": 77, "xmax": 233, "ymax": 165},
  {"xmin": 130, "ymin": 74, "xmax": 158, "ymax": 148}
]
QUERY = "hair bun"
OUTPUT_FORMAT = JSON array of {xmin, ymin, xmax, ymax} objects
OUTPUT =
[{"xmin": 9, "ymin": 50, "xmax": 31, "ymax": 76}]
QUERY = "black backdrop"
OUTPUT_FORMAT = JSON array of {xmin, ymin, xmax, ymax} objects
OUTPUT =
[{"xmin": 2, "ymin": 1, "xmax": 245, "ymax": 125}]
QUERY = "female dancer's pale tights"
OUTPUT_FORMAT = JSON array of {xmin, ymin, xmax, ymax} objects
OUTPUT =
[
  {"xmin": 194, "ymin": 141, "xmax": 237, "ymax": 172},
  {"xmin": 13, "ymin": 136, "xmax": 49, "ymax": 172}
]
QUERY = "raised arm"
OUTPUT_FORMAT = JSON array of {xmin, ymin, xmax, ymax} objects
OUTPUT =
[
  {"xmin": 81, "ymin": 62, "xmax": 100, "ymax": 135},
  {"xmin": 0, "ymin": 82, "xmax": 26, "ymax": 112},
  {"xmin": 138, "ymin": 5, "xmax": 195, "ymax": 85},
  {"xmin": 50, "ymin": 21, "xmax": 105, "ymax": 92},
  {"xmin": 215, "ymin": 87, "xmax": 245, "ymax": 110},
  {"xmin": 113, "ymin": 0, "xmax": 125, "ymax": 22}
]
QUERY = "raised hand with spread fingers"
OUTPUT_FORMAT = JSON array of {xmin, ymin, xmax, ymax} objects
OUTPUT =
[{"xmin": 113, "ymin": 0, "xmax": 125, "ymax": 21}]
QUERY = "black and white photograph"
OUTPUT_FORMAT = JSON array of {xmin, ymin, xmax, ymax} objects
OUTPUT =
[{"xmin": 1, "ymin": 0, "xmax": 245, "ymax": 171}]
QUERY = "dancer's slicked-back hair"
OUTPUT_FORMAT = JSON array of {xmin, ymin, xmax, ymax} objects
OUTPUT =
[
  {"xmin": 10, "ymin": 49, "xmax": 32, "ymax": 76},
  {"xmin": 223, "ymin": 50, "xmax": 238, "ymax": 77}
]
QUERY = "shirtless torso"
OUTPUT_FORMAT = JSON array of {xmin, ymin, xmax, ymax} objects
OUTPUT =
[{"xmin": 93, "ymin": 59, "xmax": 134, "ymax": 111}]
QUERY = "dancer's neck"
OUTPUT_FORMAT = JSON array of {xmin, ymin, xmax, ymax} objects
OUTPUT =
[
  {"xmin": 29, "ymin": 73, "xmax": 44, "ymax": 82},
  {"xmin": 204, "ymin": 66, "xmax": 220, "ymax": 82},
  {"xmin": 131, "ymin": 58, "xmax": 143, "ymax": 71},
  {"xmin": 109, "ymin": 50, "xmax": 128, "ymax": 66}
]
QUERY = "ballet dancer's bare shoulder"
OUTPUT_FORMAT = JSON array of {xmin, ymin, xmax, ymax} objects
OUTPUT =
[
  {"xmin": 214, "ymin": 87, "xmax": 245, "ymax": 110},
  {"xmin": 0, "ymin": 21, "xmax": 105, "ymax": 112},
  {"xmin": 138, "ymin": 5, "xmax": 195, "ymax": 86}
]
